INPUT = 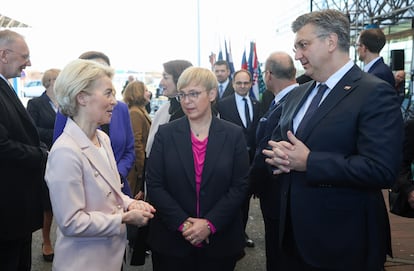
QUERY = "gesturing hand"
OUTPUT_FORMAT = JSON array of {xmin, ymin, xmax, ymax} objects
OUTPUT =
[{"xmin": 263, "ymin": 130, "xmax": 310, "ymax": 174}]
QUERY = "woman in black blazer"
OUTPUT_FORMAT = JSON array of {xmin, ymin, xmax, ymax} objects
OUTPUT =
[
  {"xmin": 26, "ymin": 68, "xmax": 60, "ymax": 262},
  {"xmin": 146, "ymin": 67, "xmax": 249, "ymax": 271}
]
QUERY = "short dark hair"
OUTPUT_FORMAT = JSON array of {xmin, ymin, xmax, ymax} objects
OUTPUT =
[
  {"xmin": 163, "ymin": 60, "xmax": 193, "ymax": 85},
  {"xmin": 233, "ymin": 69, "xmax": 252, "ymax": 81},
  {"xmin": 214, "ymin": 60, "xmax": 230, "ymax": 69},
  {"xmin": 78, "ymin": 51, "xmax": 111, "ymax": 66},
  {"xmin": 358, "ymin": 28, "xmax": 386, "ymax": 53}
]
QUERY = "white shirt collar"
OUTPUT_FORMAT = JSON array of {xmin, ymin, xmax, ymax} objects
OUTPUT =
[
  {"xmin": 323, "ymin": 60, "xmax": 354, "ymax": 90},
  {"xmin": 274, "ymin": 83, "xmax": 298, "ymax": 104}
]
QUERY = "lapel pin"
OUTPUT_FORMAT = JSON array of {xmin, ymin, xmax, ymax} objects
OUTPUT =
[{"xmin": 344, "ymin": 86, "xmax": 352, "ymax": 91}]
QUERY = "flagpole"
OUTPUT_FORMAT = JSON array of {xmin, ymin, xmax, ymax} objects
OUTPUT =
[{"xmin": 196, "ymin": 0, "xmax": 201, "ymax": 66}]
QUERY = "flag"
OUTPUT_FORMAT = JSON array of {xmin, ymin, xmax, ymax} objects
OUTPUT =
[
  {"xmin": 241, "ymin": 48, "xmax": 248, "ymax": 70},
  {"xmin": 225, "ymin": 40, "xmax": 235, "ymax": 78},
  {"xmin": 218, "ymin": 41, "xmax": 223, "ymax": 61},
  {"xmin": 248, "ymin": 41, "xmax": 259, "ymax": 99},
  {"xmin": 247, "ymin": 41, "xmax": 266, "ymax": 100},
  {"xmin": 257, "ymin": 65, "xmax": 267, "ymax": 101}
]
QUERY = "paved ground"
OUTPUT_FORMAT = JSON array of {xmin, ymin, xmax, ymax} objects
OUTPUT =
[
  {"xmin": 31, "ymin": 192, "xmax": 414, "ymax": 271},
  {"xmin": 31, "ymin": 198, "xmax": 266, "ymax": 271}
]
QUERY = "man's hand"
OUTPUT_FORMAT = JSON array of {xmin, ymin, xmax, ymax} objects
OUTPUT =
[{"xmin": 263, "ymin": 130, "xmax": 310, "ymax": 174}]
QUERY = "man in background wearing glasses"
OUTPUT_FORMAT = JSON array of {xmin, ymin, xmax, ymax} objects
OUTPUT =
[
  {"xmin": 356, "ymin": 28, "xmax": 395, "ymax": 88},
  {"xmin": 218, "ymin": 69, "xmax": 261, "ymax": 250}
]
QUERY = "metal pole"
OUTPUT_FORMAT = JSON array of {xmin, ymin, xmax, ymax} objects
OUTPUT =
[{"xmin": 197, "ymin": 0, "xmax": 201, "ymax": 66}]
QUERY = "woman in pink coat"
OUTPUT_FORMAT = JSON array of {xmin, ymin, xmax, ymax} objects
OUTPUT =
[{"xmin": 45, "ymin": 59, "xmax": 155, "ymax": 270}]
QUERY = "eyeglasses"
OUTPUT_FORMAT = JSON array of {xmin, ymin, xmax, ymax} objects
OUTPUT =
[
  {"xmin": 293, "ymin": 34, "xmax": 326, "ymax": 54},
  {"xmin": 235, "ymin": 81, "xmax": 251, "ymax": 87},
  {"xmin": 5, "ymin": 49, "xmax": 30, "ymax": 61},
  {"xmin": 176, "ymin": 91, "xmax": 205, "ymax": 102}
]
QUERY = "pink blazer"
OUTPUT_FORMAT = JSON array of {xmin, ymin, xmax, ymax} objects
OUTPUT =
[{"xmin": 45, "ymin": 118, "xmax": 134, "ymax": 271}]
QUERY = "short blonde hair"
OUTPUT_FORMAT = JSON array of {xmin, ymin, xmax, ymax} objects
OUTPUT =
[
  {"xmin": 123, "ymin": 80, "xmax": 147, "ymax": 107},
  {"xmin": 177, "ymin": 66, "xmax": 218, "ymax": 93},
  {"xmin": 54, "ymin": 59, "xmax": 114, "ymax": 117},
  {"xmin": 42, "ymin": 68, "xmax": 60, "ymax": 89}
]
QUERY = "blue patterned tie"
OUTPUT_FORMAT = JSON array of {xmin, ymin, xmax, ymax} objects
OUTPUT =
[
  {"xmin": 296, "ymin": 83, "xmax": 328, "ymax": 136},
  {"xmin": 219, "ymin": 84, "xmax": 224, "ymax": 98}
]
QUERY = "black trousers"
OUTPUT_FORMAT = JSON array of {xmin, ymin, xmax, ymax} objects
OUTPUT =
[
  {"xmin": 0, "ymin": 234, "xmax": 32, "ymax": 271},
  {"xmin": 262, "ymin": 215, "xmax": 282, "ymax": 271},
  {"xmin": 152, "ymin": 250, "xmax": 237, "ymax": 271},
  {"xmin": 241, "ymin": 193, "xmax": 252, "ymax": 234}
]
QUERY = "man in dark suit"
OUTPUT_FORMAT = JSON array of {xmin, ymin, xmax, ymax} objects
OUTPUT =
[
  {"xmin": 264, "ymin": 10, "xmax": 403, "ymax": 270},
  {"xmin": 356, "ymin": 28, "xmax": 396, "ymax": 87},
  {"xmin": 213, "ymin": 60, "xmax": 235, "ymax": 100},
  {"xmin": 0, "ymin": 30, "xmax": 49, "ymax": 270},
  {"xmin": 249, "ymin": 51, "xmax": 298, "ymax": 271},
  {"xmin": 218, "ymin": 69, "xmax": 261, "ymax": 248}
]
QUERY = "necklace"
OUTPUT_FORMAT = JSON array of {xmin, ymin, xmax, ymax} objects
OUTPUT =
[{"xmin": 192, "ymin": 129, "xmax": 200, "ymax": 137}]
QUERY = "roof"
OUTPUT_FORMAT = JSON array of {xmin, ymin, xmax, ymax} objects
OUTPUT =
[{"xmin": 0, "ymin": 14, "xmax": 29, "ymax": 28}]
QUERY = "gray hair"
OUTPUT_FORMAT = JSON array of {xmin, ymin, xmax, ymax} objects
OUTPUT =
[
  {"xmin": 0, "ymin": 29, "xmax": 24, "ymax": 48},
  {"xmin": 54, "ymin": 59, "xmax": 114, "ymax": 117},
  {"xmin": 292, "ymin": 9, "xmax": 350, "ymax": 52}
]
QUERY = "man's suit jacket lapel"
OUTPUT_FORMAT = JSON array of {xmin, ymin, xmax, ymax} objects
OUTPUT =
[
  {"xmin": 230, "ymin": 95, "xmax": 244, "ymax": 127},
  {"xmin": 277, "ymin": 81, "xmax": 315, "ymax": 140},
  {"xmin": 65, "ymin": 118, "xmax": 121, "ymax": 194},
  {"xmin": 368, "ymin": 57, "xmax": 383, "ymax": 73},
  {"xmin": 296, "ymin": 65, "xmax": 361, "ymax": 141},
  {"xmin": 0, "ymin": 79, "xmax": 37, "ymax": 130}
]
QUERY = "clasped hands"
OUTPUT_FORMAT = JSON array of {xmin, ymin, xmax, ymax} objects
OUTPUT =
[
  {"xmin": 122, "ymin": 200, "xmax": 156, "ymax": 227},
  {"xmin": 181, "ymin": 217, "xmax": 211, "ymax": 246},
  {"xmin": 262, "ymin": 130, "xmax": 310, "ymax": 174}
]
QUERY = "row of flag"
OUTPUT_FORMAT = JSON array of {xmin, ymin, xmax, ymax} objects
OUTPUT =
[{"xmin": 215, "ymin": 40, "xmax": 266, "ymax": 101}]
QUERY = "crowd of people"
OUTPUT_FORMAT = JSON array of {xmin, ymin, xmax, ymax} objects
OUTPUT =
[{"xmin": 0, "ymin": 7, "xmax": 412, "ymax": 271}]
